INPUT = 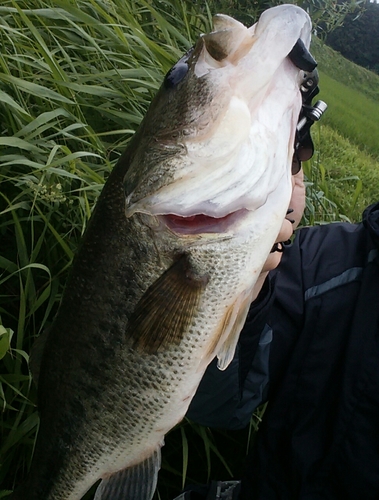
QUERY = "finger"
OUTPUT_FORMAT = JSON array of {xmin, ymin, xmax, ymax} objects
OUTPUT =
[
  {"xmin": 264, "ymin": 218, "xmax": 294, "ymax": 272},
  {"xmin": 290, "ymin": 169, "xmax": 305, "ymax": 229},
  {"xmin": 251, "ymin": 217, "xmax": 293, "ymax": 302},
  {"xmin": 274, "ymin": 217, "xmax": 293, "ymax": 245},
  {"xmin": 261, "ymin": 251, "xmax": 283, "ymax": 273}
]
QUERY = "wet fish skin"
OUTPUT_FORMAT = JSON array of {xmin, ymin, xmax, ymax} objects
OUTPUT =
[{"xmin": 11, "ymin": 5, "xmax": 312, "ymax": 500}]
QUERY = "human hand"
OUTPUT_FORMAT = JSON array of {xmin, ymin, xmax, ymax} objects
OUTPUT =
[
  {"xmin": 250, "ymin": 169, "xmax": 305, "ymax": 302},
  {"xmin": 289, "ymin": 168, "xmax": 305, "ymax": 230}
]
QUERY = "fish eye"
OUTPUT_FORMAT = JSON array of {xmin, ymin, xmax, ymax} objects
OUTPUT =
[{"xmin": 164, "ymin": 48, "xmax": 194, "ymax": 89}]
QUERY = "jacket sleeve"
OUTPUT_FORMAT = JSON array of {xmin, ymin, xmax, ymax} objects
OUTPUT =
[
  {"xmin": 186, "ymin": 277, "xmax": 275, "ymax": 430},
  {"xmin": 186, "ymin": 232, "xmax": 306, "ymax": 430}
]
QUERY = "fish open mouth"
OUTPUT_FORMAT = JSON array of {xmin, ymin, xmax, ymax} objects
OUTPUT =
[{"xmin": 159, "ymin": 209, "xmax": 248, "ymax": 235}]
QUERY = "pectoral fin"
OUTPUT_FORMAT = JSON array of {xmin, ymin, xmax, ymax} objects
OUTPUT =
[
  {"xmin": 128, "ymin": 254, "xmax": 209, "ymax": 354},
  {"xmin": 94, "ymin": 448, "xmax": 161, "ymax": 500}
]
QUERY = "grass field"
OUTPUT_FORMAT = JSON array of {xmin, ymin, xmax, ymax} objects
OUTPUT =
[
  {"xmin": 305, "ymin": 38, "xmax": 379, "ymax": 222},
  {"xmin": 303, "ymin": 122, "xmax": 379, "ymax": 224},
  {"xmin": 1, "ymin": 1, "xmax": 379, "ymax": 498},
  {"xmin": 318, "ymin": 72, "xmax": 379, "ymax": 159}
]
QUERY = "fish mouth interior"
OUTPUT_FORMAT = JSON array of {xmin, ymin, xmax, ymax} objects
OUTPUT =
[{"xmin": 159, "ymin": 209, "xmax": 247, "ymax": 235}]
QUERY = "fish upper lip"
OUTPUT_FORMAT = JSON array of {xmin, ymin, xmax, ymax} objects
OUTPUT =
[{"xmin": 158, "ymin": 209, "xmax": 248, "ymax": 235}]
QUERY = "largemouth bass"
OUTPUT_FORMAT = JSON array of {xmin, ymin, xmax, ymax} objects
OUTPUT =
[{"xmin": 13, "ymin": 5, "xmax": 314, "ymax": 500}]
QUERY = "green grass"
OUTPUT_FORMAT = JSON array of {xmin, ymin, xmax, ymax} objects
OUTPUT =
[
  {"xmin": 303, "ymin": 123, "xmax": 379, "ymax": 223},
  {"xmin": 312, "ymin": 37, "xmax": 379, "ymax": 103},
  {"xmin": 306, "ymin": 38, "xmax": 379, "ymax": 222},
  {"xmin": 317, "ymin": 72, "xmax": 379, "ymax": 159},
  {"xmin": 0, "ymin": 0, "xmax": 211, "ymax": 494},
  {"xmin": 1, "ymin": 1, "xmax": 379, "ymax": 498}
]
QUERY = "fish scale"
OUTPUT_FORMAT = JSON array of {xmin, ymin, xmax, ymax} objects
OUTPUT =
[
  {"xmin": 42, "ymin": 237, "xmax": 269, "ymax": 498},
  {"xmin": 11, "ymin": 5, "xmax": 315, "ymax": 500}
]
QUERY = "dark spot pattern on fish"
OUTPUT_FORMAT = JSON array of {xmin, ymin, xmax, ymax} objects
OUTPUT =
[{"xmin": 10, "ymin": 6, "xmax": 316, "ymax": 499}]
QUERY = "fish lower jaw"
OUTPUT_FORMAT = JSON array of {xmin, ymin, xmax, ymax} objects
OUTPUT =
[{"xmin": 158, "ymin": 208, "xmax": 248, "ymax": 235}]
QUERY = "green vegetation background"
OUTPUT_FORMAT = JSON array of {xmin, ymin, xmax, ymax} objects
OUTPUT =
[{"xmin": 0, "ymin": 0, "xmax": 379, "ymax": 498}]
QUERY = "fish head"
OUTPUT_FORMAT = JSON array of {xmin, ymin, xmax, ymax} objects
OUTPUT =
[{"xmin": 124, "ymin": 4, "xmax": 313, "ymax": 236}]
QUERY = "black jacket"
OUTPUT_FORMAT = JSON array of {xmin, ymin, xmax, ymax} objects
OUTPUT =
[{"xmin": 187, "ymin": 202, "xmax": 379, "ymax": 499}]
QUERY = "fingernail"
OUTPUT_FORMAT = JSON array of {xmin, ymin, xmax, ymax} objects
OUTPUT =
[{"xmin": 270, "ymin": 242, "xmax": 284, "ymax": 253}]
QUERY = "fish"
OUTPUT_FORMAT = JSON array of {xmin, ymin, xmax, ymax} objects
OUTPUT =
[{"xmin": 12, "ymin": 4, "xmax": 314, "ymax": 500}]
